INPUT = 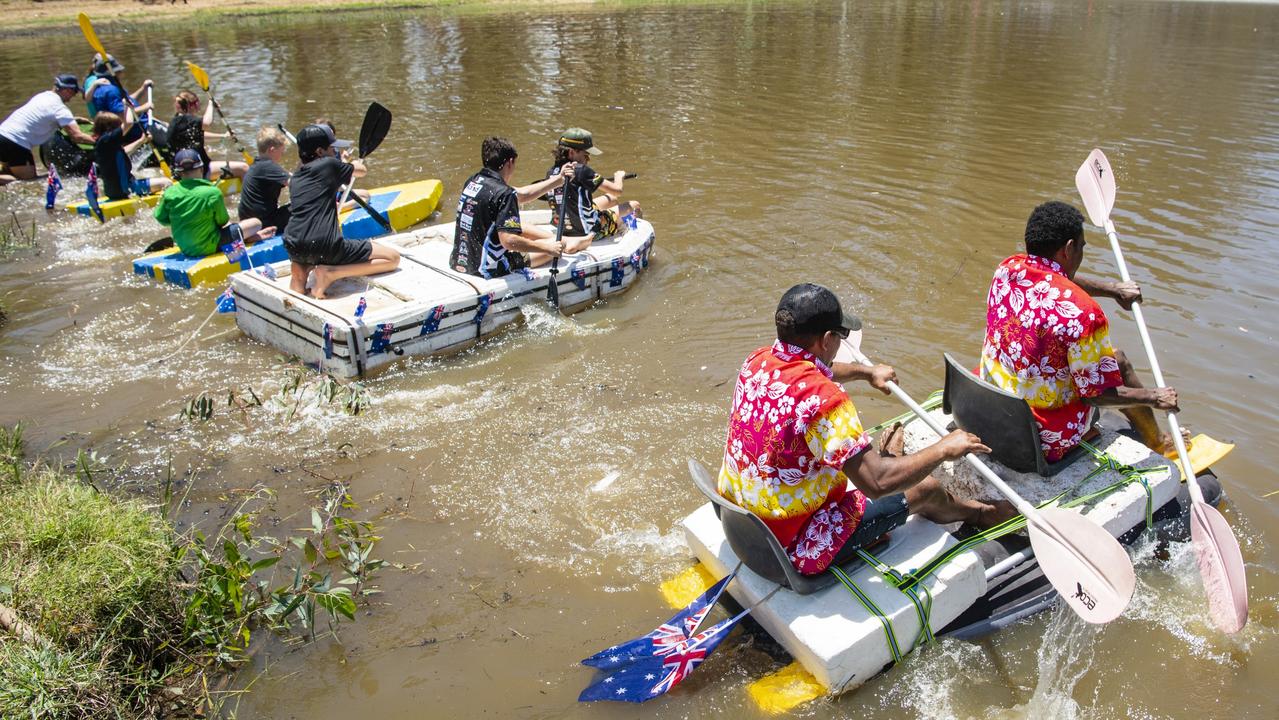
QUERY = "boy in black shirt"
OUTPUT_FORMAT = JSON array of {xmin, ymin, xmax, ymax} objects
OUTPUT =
[
  {"xmin": 545, "ymin": 128, "xmax": 640, "ymax": 239},
  {"xmin": 239, "ymin": 126, "xmax": 291, "ymax": 232},
  {"xmin": 283, "ymin": 124, "xmax": 399, "ymax": 299},
  {"xmin": 92, "ymin": 107, "xmax": 171, "ymax": 201},
  {"xmin": 452, "ymin": 136, "xmax": 587, "ymax": 278}
]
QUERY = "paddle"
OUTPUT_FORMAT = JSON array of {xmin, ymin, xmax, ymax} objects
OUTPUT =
[
  {"xmin": 279, "ymin": 123, "xmax": 394, "ymax": 236},
  {"xmin": 140, "ymin": 86, "xmax": 173, "ymax": 179},
  {"xmin": 337, "ymin": 103, "xmax": 393, "ymax": 233},
  {"xmin": 846, "ymin": 344, "xmax": 1136, "ymax": 624},
  {"xmin": 1075, "ymin": 148, "xmax": 1248, "ymax": 633},
  {"xmin": 185, "ymin": 61, "xmax": 254, "ymax": 165},
  {"xmin": 547, "ymin": 176, "xmax": 570, "ymax": 307}
]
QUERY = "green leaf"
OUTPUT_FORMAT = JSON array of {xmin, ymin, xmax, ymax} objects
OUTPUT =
[
  {"xmin": 304, "ymin": 539, "xmax": 318, "ymax": 565},
  {"xmin": 251, "ymin": 556, "xmax": 281, "ymax": 572},
  {"xmin": 311, "ymin": 509, "xmax": 323, "ymax": 534}
]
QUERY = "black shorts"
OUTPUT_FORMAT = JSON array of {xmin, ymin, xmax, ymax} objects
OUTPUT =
[
  {"xmin": 219, "ymin": 222, "xmax": 245, "ymax": 247},
  {"xmin": 284, "ymin": 237, "xmax": 372, "ymax": 267},
  {"xmin": 0, "ymin": 135, "xmax": 34, "ymax": 170},
  {"xmin": 831, "ymin": 493, "xmax": 910, "ymax": 566}
]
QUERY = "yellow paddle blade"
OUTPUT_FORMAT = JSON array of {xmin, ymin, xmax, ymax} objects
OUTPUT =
[
  {"xmin": 186, "ymin": 61, "xmax": 211, "ymax": 92},
  {"xmin": 658, "ymin": 564, "xmax": 717, "ymax": 609},
  {"xmin": 747, "ymin": 662, "xmax": 825, "ymax": 714},
  {"xmin": 78, "ymin": 13, "xmax": 108, "ymax": 58},
  {"xmin": 1166, "ymin": 434, "xmax": 1236, "ymax": 476}
]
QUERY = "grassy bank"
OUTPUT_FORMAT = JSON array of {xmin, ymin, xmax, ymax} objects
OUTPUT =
[
  {"xmin": 0, "ymin": 423, "xmax": 383, "ymax": 719},
  {"xmin": 0, "ymin": 0, "xmax": 620, "ymax": 35}
]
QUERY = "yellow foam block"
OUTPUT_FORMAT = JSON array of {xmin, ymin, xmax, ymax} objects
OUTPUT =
[
  {"xmin": 1167, "ymin": 433, "xmax": 1235, "ymax": 476},
  {"xmin": 748, "ymin": 661, "xmax": 826, "ymax": 714},
  {"xmin": 659, "ymin": 563, "xmax": 718, "ymax": 609}
]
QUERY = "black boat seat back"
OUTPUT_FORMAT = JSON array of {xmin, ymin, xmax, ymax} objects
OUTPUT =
[
  {"xmin": 687, "ymin": 458, "xmax": 839, "ymax": 595},
  {"xmin": 942, "ymin": 353, "xmax": 1085, "ymax": 477}
]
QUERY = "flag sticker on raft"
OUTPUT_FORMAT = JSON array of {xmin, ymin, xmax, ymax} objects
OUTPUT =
[
  {"xmin": 323, "ymin": 323, "xmax": 333, "ymax": 359},
  {"xmin": 354, "ymin": 296, "xmax": 367, "ymax": 319},
  {"xmin": 224, "ymin": 238, "xmax": 247, "ymax": 262},
  {"xmin": 257, "ymin": 264, "xmax": 277, "ymax": 280},
  {"xmin": 420, "ymin": 305, "xmax": 444, "ymax": 336}
]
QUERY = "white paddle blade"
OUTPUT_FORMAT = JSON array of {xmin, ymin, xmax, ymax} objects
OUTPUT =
[
  {"xmin": 1190, "ymin": 502, "xmax": 1249, "ymax": 633},
  {"xmin": 1075, "ymin": 148, "xmax": 1117, "ymax": 228},
  {"xmin": 833, "ymin": 332, "xmax": 864, "ymax": 364},
  {"xmin": 1029, "ymin": 507, "xmax": 1135, "ymax": 624}
]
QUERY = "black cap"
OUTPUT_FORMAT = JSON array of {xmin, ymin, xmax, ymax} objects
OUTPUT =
[
  {"xmin": 296, "ymin": 123, "xmax": 352, "ymax": 159},
  {"xmin": 775, "ymin": 283, "xmax": 862, "ymax": 337},
  {"xmin": 54, "ymin": 74, "xmax": 80, "ymax": 91}
]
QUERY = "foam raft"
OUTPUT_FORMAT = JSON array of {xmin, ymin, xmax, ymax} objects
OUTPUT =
[
  {"xmin": 132, "ymin": 179, "xmax": 445, "ymax": 288},
  {"xmin": 229, "ymin": 208, "xmax": 656, "ymax": 377},
  {"xmin": 66, "ymin": 175, "xmax": 242, "ymax": 221},
  {"xmin": 338, "ymin": 179, "xmax": 443, "ymax": 240},
  {"xmin": 681, "ymin": 410, "xmax": 1193, "ymax": 702}
]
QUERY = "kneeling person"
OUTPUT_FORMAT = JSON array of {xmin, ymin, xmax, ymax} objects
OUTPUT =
[
  {"xmin": 451, "ymin": 136, "xmax": 588, "ymax": 278},
  {"xmin": 284, "ymin": 124, "xmax": 399, "ymax": 299},
  {"xmin": 154, "ymin": 149, "xmax": 271, "ymax": 257},
  {"xmin": 719, "ymin": 283, "xmax": 1011, "ymax": 576}
]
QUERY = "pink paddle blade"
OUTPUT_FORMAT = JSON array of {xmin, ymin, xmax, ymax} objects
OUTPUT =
[
  {"xmin": 1075, "ymin": 148, "xmax": 1117, "ymax": 227},
  {"xmin": 1190, "ymin": 502, "xmax": 1249, "ymax": 633},
  {"xmin": 1029, "ymin": 507, "xmax": 1136, "ymax": 624}
]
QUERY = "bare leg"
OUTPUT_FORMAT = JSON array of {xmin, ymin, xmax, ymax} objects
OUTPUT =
[
  {"xmin": 6, "ymin": 163, "xmax": 37, "ymax": 181},
  {"xmin": 1112, "ymin": 349, "xmax": 1181, "ymax": 453},
  {"xmin": 563, "ymin": 233, "xmax": 594, "ymax": 254},
  {"xmin": 904, "ymin": 476, "xmax": 1018, "ymax": 528},
  {"xmin": 214, "ymin": 160, "xmax": 251, "ymax": 180},
  {"xmin": 310, "ymin": 242, "xmax": 400, "ymax": 300},
  {"xmin": 290, "ymin": 261, "xmax": 313, "ymax": 295},
  {"xmin": 618, "ymin": 199, "xmax": 641, "ymax": 219}
]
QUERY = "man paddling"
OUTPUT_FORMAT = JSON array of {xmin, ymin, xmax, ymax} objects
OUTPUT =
[
  {"xmin": 0, "ymin": 75, "xmax": 96, "ymax": 185},
  {"xmin": 450, "ymin": 136, "xmax": 588, "ymax": 278},
  {"xmin": 979, "ymin": 200, "xmax": 1180, "ymax": 461},
  {"xmin": 544, "ymin": 128, "xmax": 641, "ymax": 239},
  {"xmin": 718, "ymin": 283, "xmax": 1013, "ymax": 576}
]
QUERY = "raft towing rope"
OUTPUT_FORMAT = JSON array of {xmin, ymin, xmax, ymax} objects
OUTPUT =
[{"xmin": 829, "ymin": 398, "xmax": 1169, "ymax": 670}]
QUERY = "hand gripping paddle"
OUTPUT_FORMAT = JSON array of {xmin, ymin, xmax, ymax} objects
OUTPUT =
[
  {"xmin": 1076, "ymin": 148, "xmax": 1248, "ymax": 633},
  {"xmin": 848, "ymin": 344, "xmax": 1136, "ymax": 624}
]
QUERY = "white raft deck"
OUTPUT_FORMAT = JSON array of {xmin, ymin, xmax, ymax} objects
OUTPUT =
[
  {"xmin": 230, "ymin": 209, "xmax": 655, "ymax": 377},
  {"xmin": 683, "ymin": 413, "xmax": 1180, "ymax": 695}
]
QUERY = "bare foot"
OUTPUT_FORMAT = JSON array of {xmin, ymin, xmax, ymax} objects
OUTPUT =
[
  {"xmin": 311, "ymin": 266, "xmax": 335, "ymax": 299},
  {"xmin": 1158, "ymin": 427, "xmax": 1194, "ymax": 458},
  {"xmin": 976, "ymin": 500, "xmax": 1019, "ymax": 528},
  {"xmin": 290, "ymin": 278, "xmax": 308, "ymax": 295},
  {"xmin": 879, "ymin": 422, "xmax": 905, "ymax": 457}
]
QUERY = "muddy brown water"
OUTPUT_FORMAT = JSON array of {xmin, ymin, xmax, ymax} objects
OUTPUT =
[{"xmin": 2, "ymin": 1, "xmax": 1278, "ymax": 717}]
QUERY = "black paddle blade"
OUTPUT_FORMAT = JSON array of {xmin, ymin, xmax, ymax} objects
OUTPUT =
[
  {"xmin": 358, "ymin": 102, "xmax": 392, "ymax": 159},
  {"xmin": 144, "ymin": 237, "xmax": 175, "ymax": 253}
]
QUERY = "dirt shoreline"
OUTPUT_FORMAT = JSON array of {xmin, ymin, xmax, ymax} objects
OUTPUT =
[{"xmin": 0, "ymin": 0, "xmax": 605, "ymax": 36}]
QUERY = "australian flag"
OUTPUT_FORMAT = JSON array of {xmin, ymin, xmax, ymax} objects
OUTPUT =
[
  {"xmin": 84, "ymin": 163, "xmax": 104, "ymax": 223},
  {"xmin": 45, "ymin": 165, "xmax": 62, "ymax": 210},
  {"xmin": 578, "ymin": 572, "xmax": 743, "ymax": 703},
  {"xmin": 225, "ymin": 237, "xmax": 247, "ymax": 262},
  {"xmin": 215, "ymin": 286, "xmax": 237, "ymax": 314}
]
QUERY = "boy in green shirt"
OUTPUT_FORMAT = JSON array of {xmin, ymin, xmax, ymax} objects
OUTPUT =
[{"xmin": 154, "ymin": 149, "xmax": 273, "ymax": 257}]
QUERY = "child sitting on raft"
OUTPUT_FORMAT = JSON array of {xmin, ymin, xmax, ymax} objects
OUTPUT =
[
  {"xmin": 168, "ymin": 90, "xmax": 249, "ymax": 181},
  {"xmin": 545, "ymin": 127, "xmax": 641, "ymax": 239},
  {"xmin": 154, "ymin": 149, "xmax": 272, "ymax": 258},
  {"xmin": 283, "ymin": 124, "xmax": 399, "ymax": 299},
  {"xmin": 93, "ymin": 107, "xmax": 170, "ymax": 201}
]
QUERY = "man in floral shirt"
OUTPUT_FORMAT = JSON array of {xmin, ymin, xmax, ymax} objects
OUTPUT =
[
  {"xmin": 719, "ymin": 283, "xmax": 1011, "ymax": 576},
  {"xmin": 981, "ymin": 201, "xmax": 1179, "ymax": 461}
]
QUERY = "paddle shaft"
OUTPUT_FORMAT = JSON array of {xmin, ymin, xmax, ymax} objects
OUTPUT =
[
  {"xmin": 1100, "ymin": 220, "xmax": 1202, "ymax": 504},
  {"xmin": 548, "ymin": 177, "xmax": 570, "ymax": 306},
  {"xmin": 845, "ymin": 347, "xmax": 1045, "ymax": 521}
]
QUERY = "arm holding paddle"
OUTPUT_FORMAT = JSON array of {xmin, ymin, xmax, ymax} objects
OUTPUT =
[
  {"xmin": 1075, "ymin": 276, "xmax": 1142, "ymax": 310},
  {"xmin": 831, "ymin": 361, "xmax": 896, "ymax": 393},
  {"xmin": 515, "ymin": 162, "xmax": 575, "ymax": 204},
  {"xmin": 844, "ymin": 430, "xmax": 989, "ymax": 499}
]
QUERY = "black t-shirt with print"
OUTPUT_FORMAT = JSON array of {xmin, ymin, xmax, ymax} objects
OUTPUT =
[
  {"xmin": 451, "ymin": 167, "xmax": 523, "ymax": 278},
  {"xmin": 167, "ymin": 113, "xmax": 210, "ymax": 170},
  {"xmin": 545, "ymin": 163, "xmax": 604, "ymax": 235},
  {"xmin": 94, "ymin": 123, "xmax": 143, "ymax": 200}
]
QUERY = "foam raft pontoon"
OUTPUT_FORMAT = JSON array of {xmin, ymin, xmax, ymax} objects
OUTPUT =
[
  {"xmin": 132, "ymin": 179, "xmax": 445, "ymax": 289},
  {"xmin": 229, "ymin": 208, "xmax": 656, "ymax": 376},
  {"xmin": 676, "ymin": 361, "xmax": 1233, "ymax": 709}
]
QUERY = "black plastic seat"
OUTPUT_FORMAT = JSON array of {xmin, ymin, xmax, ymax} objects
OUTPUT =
[
  {"xmin": 942, "ymin": 353, "xmax": 1088, "ymax": 477},
  {"xmin": 687, "ymin": 458, "xmax": 840, "ymax": 595}
]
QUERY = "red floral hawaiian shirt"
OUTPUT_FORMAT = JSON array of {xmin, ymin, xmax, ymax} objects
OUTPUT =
[
  {"xmin": 718, "ymin": 341, "xmax": 873, "ymax": 575},
  {"xmin": 980, "ymin": 254, "xmax": 1124, "ymax": 461}
]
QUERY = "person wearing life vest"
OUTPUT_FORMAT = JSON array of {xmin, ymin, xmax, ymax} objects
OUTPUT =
[{"xmin": 1, "ymin": 74, "xmax": 95, "ymax": 185}]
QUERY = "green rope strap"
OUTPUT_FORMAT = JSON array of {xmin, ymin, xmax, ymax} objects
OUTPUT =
[
  {"xmin": 852, "ymin": 547, "xmax": 936, "ymax": 646},
  {"xmin": 891, "ymin": 442, "xmax": 1166, "ymax": 593},
  {"xmin": 829, "ymin": 565, "xmax": 903, "ymax": 663}
]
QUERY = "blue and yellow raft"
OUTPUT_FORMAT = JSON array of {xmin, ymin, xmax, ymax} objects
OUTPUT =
[
  {"xmin": 132, "ymin": 178, "xmax": 444, "ymax": 288},
  {"xmin": 66, "ymin": 176, "xmax": 242, "ymax": 221}
]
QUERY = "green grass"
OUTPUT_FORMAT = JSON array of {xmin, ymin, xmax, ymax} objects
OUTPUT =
[
  {"xmin": 0, "ymin": 470, "xmax": 178, "ymax": 646},
  {"xmin": 0, "ymin": 639, "xmax": 124, "ymax": 719}
]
